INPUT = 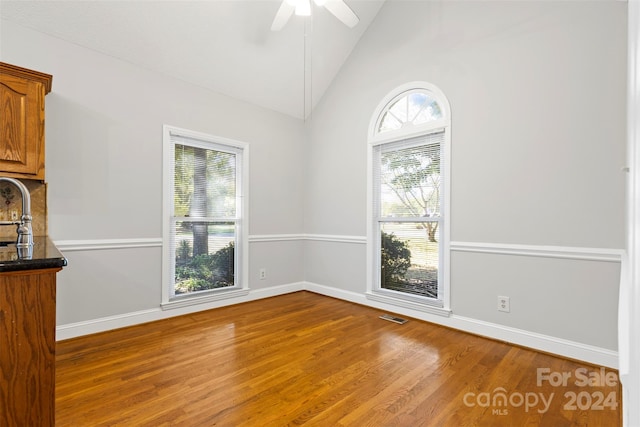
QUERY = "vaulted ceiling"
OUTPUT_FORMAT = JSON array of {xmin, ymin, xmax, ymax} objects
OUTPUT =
[{"xmin": 0, "ymin": 0, "xmax": 385, "ymax": 119}]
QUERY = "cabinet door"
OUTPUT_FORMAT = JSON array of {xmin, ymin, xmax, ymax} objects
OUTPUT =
[
  {"xmin": 0, "ymin": 269, "xmax": 58, "ymax": 427},
  {"xmin": 0, "ymin": 74, "xmax": 45, "ymax": 179}
]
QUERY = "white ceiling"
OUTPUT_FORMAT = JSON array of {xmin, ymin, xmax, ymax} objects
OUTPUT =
[{"xmin": 0, "ymin": 0, "xmax": 385, "ymax": 119}]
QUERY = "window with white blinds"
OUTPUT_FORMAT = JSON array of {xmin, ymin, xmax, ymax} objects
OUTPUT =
[
  {"xmin": 368, "ymin": 83, "xmax": 451, "ymax": 312},
  {"xmin": 373, "ymin": 132, "xmax": 444, "ymax": 303},
  {"xmin": 163, "ymin": 126, "xmax": 246, "ymax": 301}
]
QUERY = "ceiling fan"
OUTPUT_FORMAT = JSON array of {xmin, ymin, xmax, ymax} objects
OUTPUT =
[{"xmin": 271, "ymin": 0, "xmax": 359, "ymax": 31}]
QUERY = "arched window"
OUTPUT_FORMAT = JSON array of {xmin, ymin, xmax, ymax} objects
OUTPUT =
[{"xmin": 367, "ymin": 82, "xmax": 451, "ymax": 314}]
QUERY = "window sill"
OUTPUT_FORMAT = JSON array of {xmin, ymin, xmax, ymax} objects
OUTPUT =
[
  {"xmin": 162, "ymin": 288, "xmax": 250, "ymax": 311},
  {"xmin": 366, "ymin": 291, "xmax": 451, "ymax": 317}
]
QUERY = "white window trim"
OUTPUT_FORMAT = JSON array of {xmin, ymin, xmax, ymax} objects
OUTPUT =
[
  {"xmin": 161, "ymin": 125, "xmax": 250, "ymax": 310},
  {"xmin": 366, "ymin": 82, "xmax": 452, "ymax": 316}
]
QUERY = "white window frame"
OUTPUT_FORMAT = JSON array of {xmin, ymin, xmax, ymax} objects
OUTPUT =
[
  {"xmin": 162, "ymin": 125, "xmax": 249, "ymax": 310},
  {"xmin": 366, "ymin": 82, "xmax": 452, "ymax": 316}
]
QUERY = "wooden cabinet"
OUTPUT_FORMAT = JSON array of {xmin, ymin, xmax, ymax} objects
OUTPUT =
[
  {"xmin": 0, "ymin": 62, "xmax": 52, "ymax": 181},
  {"xmin": 0, "ymin": 267, "xmax": 61, "ymax": 427}
]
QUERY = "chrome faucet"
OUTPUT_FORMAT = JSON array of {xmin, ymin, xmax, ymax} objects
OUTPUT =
[{"xmin": 0, "ymin": 177, "xmax": 33, "ymax": 249}]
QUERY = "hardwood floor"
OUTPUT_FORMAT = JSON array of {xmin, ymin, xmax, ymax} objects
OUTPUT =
[{"xmin": 55, "ymin": 292, "xmax": 621, "ymax": 426}]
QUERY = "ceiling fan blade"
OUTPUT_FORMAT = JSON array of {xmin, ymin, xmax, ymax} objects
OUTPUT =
[
  {"xmin": 323, "ymin": 0, "xmax": 359, "ymax": 28},
  {"xmin": 271, "ymin": 1, "xmax": 295, "ymax": 31}
]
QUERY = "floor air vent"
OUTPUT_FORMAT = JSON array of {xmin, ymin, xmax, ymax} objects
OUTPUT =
[{"xmin": 379, "ymin": 314, "xmax": 408, "ymax": 324}]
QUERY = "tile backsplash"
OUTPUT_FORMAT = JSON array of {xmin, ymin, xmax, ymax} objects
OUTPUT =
[{"xmin": 0, "ymin": 179, "xmax": 46, "ymax": 239}]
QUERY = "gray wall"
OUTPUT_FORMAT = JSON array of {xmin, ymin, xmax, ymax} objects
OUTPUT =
[{"xmin": 305, "ymin": 0, "xmax": 626, "ymax": 352}]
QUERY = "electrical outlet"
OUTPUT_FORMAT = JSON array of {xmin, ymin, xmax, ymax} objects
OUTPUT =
[
  {"xmin": 498, "ymin": 296, "xmax": 510, "ymax": 313},
  {"xmin": 259, "ymin": 268, "xmax": 266, "ymax": 280},
  {"xmin": 10, "ymin": 210, "xmax": 18, "ymax": 221}
]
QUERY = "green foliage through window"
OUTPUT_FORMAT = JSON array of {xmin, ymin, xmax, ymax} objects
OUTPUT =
[
  {"xmin": 175, "ymin": 241, "xmax": 235, "ymax": 294},
  {"xmin": 380, "ymin": 228, "xmax": 439, "ymax": 299},
  {"xmin": 381, "ymin": 231, "xmax": 411, "ymax": 287}
]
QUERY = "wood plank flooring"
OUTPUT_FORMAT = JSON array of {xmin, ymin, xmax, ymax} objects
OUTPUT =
[{"xmin": 55, "ymin": 291, "xmax": 621, "ymax": 426}]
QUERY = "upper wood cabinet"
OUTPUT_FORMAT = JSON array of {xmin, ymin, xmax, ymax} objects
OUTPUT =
[{"xmin": 0, "ymin": 62, "xmax": 52, "ymax": 181}]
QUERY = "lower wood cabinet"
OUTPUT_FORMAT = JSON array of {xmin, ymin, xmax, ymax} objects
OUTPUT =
[{"xmin": 0, "ymin": 267, "xmax": 61, "ymax": 427}]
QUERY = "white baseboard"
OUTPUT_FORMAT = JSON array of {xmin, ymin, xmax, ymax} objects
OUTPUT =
[
  {"xmin": 56, "ymin": 282, "xmax": 304, "ymax": 341},
  {"xmin": 449, "ymin": 314, "xmax": 618, "ymax": 369},
  {"xmin": 305, "ymin": 282, "xmax": 619, "ymax": 369},
  {"xmin": 56, "ymin": 279, "xmax": 618, "ymax": 368}
]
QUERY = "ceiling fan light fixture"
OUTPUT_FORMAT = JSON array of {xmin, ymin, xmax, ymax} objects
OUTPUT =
[
  {"xmin": 272, "ymin": 0, "xmax": 359, "ymax": 31},
  {"xmin": 295, "ymin": 0, "xmax": 311, "ymax": 16}
]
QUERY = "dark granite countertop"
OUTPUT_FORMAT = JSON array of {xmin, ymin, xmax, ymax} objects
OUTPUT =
[{"xmin": 0, "ymin": 236, "xmax": 67, "ymax": 272}]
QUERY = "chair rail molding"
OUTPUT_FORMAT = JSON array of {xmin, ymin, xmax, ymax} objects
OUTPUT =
[
  {"xmin": 55, "ymin": 238, "xmax": 163, "ymax": 251},
  {"xmin": 450, "ymin": 241, "xmax": 624, "ymax": 263}
]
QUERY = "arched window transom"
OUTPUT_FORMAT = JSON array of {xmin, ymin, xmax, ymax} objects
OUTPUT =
[{"xmin": 377, "ymin": 90, "xmax": 444, "ymax": 133}]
